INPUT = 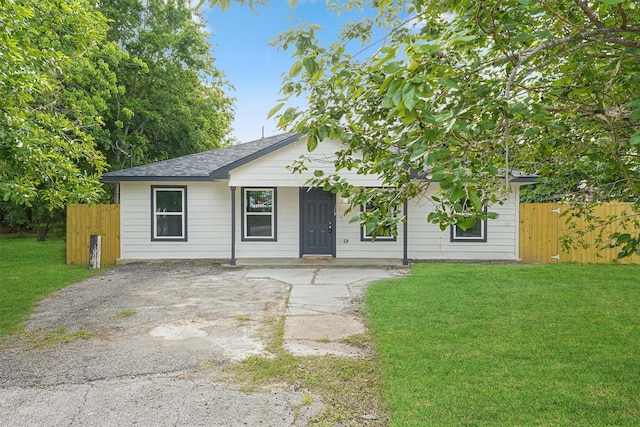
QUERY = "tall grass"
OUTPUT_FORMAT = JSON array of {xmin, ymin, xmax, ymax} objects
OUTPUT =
[
  {"xmin": 366, "ymin": 263, "xmax": 640, "ymax": 426},
  {"xmin": 0, "ymin": 235, "xmax": 102, "ymax": 337}
]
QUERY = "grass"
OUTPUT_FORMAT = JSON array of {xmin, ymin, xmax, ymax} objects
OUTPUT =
[
  {"xmin": 219, "ymin": 314, "xmax": 387, "ymax": 425},
  {"xmin": 0, "ymin": 235, "xmax": 104, "ymax": 338},
  {"xmin": 226, "ymin": 352, "xmax": 384, "ymax": 425},
  {"xmin": 115, "ymin": 310, "xmax": 137, "ymax": 319},
  {"xmin": 365, "ymin": 263, "xmax": 640, "ymax": 426},
  {"xmin": 22, "ymin": 326, "xmax": 94, "ymax": 350}
]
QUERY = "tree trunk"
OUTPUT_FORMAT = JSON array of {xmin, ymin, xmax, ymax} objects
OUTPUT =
[{"xmin": 36, "ymin": 216, "xmax": 53, "ymax": 242}]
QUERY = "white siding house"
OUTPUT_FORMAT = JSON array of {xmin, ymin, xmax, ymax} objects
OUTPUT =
[{"xmin": 102, "ymin": 133, "xmax": 533, "ymax": 264}]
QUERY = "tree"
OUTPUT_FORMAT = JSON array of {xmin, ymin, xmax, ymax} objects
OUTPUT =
[
  {"xmin": 97, "ymin": 0, "xmax": 235, "ymax": 173},
  {"xmin": 0, "ymin": 0, "xmax": 121, "ymax": 239},
  {"xmin": 261, "ymin": 0, "xmax": 639, "ymax": 254}
]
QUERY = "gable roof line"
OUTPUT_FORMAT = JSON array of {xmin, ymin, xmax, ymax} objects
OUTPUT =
[
  {"xmin": 209, "ymin": 133, "xmax": 300, "ymax": 179},
  {"xmin": 100, "ymin": 133, "xmax": 300, "ymax": 183}
]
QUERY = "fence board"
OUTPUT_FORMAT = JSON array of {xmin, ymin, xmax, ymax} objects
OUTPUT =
[
  {"xmin": 520, "ymin": 202, "xmax": 640, "ymax": 264},
  {"xmin": 66, "ymin": 204, "xmax": 120, "ymax": 265}
]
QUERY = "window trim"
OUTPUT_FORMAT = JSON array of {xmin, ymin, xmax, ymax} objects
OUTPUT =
[
  {"xmin": 450, "ymin": 208, "xmax": 487, "ymax": 243},
  {"xmin": 151, "ymin": 186, "xmax": 187, "ymax": 242},
  {"xmin": 360, "ymin": 203, "xmax": 397, "ymax": 242},
  {"xmin": 242, "ymin": 187, "xmax": 277, "ymax": 241}
]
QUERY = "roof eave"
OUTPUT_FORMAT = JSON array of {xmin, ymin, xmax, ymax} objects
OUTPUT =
[{"xmin": 100, "ymin": 175, "xmax": 217, "ymax": 183}]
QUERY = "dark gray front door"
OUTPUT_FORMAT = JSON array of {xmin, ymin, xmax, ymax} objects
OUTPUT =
[{"xmin": 300, "ymin": 188, "xmax": 335, "ymax": 256}]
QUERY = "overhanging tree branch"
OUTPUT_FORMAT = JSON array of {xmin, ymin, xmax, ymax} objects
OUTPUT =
[{"xmin": 574, "ymin": 0, "xmax": 604, "ymax": 29}]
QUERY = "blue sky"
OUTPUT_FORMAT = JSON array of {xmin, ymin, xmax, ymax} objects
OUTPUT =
[{"xmin": 203, "ymin": 1, "xmax": 371, "ymax": 142}]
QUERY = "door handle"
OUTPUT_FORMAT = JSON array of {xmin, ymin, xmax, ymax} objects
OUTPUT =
[{"xmin": 328, "ymin": 221, "xmax": 332, "ymax": 233}]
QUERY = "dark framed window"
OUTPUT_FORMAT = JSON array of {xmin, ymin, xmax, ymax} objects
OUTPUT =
[
  {"xmin": 450, "ymin": 206, "xmax": 487, "ymax": 242},
  {"xmin": 242, "ymin": 188, "xmax": 276, "ymax": 240},
  {"xmin": 152, "ymin": 186, "xmax": 187, "ymax": 241},
  {"xmin": 361, "ymin": 202, "xmax": 396, "ymax": 242}
]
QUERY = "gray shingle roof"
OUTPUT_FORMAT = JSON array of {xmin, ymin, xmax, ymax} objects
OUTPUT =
[{"xmin": 101, "ymin": 133, "xmax": 300, "ymax": 182}]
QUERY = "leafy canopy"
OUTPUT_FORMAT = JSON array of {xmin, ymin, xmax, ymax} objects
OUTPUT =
[
  {"xmin": 97, "ymin": 0, "xmax": 235, "ymax": 172},
  {"xmin": 0, "ymin": 0, "xmax": 118, "ymax": 211},
  {"xmin": 1, "ymin": 0, "xmax": 235, "ymax": 237},
  {"xmin": 266, "ymin": 0, "xmax": 640, "ymax": 251}
]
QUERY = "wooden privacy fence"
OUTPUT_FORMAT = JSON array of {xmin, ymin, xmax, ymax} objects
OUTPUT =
[
  {"xmin": 519, "ymin": 202, "xmax": 640, "ymax": 264},
  {"xmin": 66, "ymin": 204, "xmax": 120, "ymax": 265}
]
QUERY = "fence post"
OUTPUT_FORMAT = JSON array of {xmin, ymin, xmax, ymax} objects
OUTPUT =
[{"xmin": 89, "ymin": 234, "xmax": 101, "ymax": 269}]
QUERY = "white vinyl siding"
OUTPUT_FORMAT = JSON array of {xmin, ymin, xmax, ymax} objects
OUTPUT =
[
  {"xmin": 120, "ymin": 181, "xmax": 230, "ymax": 260},
  {"xmin": 117, "ymin": 133, "xmax": 523, "ymax": 262},
  {"xmin": 120, "ymin": 181, "xmax": 520, "ymax": 261},
  {"xmin": 229, "ymin": 138, "xmax": 383, "ymax": 188}
]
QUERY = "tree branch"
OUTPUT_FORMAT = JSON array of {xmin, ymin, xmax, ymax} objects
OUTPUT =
[
  {"xmin": 574, "ymin": 0, "xmax": 604, "ymax": 29},
  {"xmin": 540, "ymin": 0, "xmax": 584, "ymax": 30},
  {"xmin": 617, "ymin": 3, "xmax": 628, "ymax": 30},
  {"xmin": 520, "ymin": 26, "xmax": 640, "ymax": 65},
  {"xmin": 351, "ymin": 10, "xmax": 431, "ymax": 59},
  {"xmin": 521, "ymin": 39, "xmax": 602, "ymax": 76},
  {"xmin": 602, "ymin": 36, "xmax": 640, "ymax": 48}
]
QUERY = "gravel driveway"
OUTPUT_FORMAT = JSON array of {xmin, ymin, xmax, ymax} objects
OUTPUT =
[{"xmin": 0, "ymin": 262, "xmax": 399, "ymax": 426}]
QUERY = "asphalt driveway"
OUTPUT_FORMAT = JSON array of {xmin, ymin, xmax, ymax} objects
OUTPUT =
[{"xmin": 0, "ymin": 262, "xmax": 400, "ymax": 426}]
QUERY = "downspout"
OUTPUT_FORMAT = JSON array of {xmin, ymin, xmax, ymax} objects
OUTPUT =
[
  {"xmin": 403, "ymin": 199, "xmax": 409, "ymax": 266},
  {"xmin": 230, "ymin": 186, "xmax": 236, "ymax": 266}
]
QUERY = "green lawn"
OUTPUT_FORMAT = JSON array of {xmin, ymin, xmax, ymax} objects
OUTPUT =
[
  {"xmin": 366, "ymin": 263, "xmax": 640, "ymax": 426},
  {"xmin": 0, "ymin": 235, "xmax": 103, "ymax": 337}
]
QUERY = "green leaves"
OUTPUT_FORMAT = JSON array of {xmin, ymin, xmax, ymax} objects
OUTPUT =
[
  {"xmin": 1, "ymin": 0, "xmax": 111, "ymax": 212},
  {"xmin": 97, "ymin": 0, "xmax": 234, "ymax": 170},
  {"xmin": 610, "ymin": 232, "xmax": 640, "ymax": 258},
  {"xmin": 303, "ymin": 57, "xmax": 318, "ymax": 74},
  {"xmin": 269, "ymin": 0, "xmax": 640, "ymax": 246},
  {"xmin": 289, "ymin": 61, "xmax": 303, "ymax": 78},
  {"xmin": 523, "ymin": 127, "xmax": 540, "ymax": 138},
  {"xmin": 267, "ymin": 102, "xmax": 285, "ymax": 119}
]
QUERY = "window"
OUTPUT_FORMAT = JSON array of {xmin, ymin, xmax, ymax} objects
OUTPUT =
[
  {"xmin": 361, "ymin": 202, "xmax": 396, "ymax": 241},
  {"xmin": 450, "ymin": 206, "xmax": 487, "ymax": 242},
  {"xmin": 243, "ymin": 188, "xmax": 276, "ymax": 240},
  {"xmin": 152, "ymin": 186, "xmax": 187, "ymax": 241}
]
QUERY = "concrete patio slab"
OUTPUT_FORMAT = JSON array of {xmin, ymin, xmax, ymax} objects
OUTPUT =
[
  {"xmin": 290, "ymin": 284, "xmax": 351, "ymax": 298},
  {"xmin": 284, "ymin": 314, "xmax": 368, "ymax": 358},
  {"xmin": 314, "ymin": 268, "xmax": 394, "ymax": 285},
  {"xmin": 287, "ymin": 285, "xmax": 350, "ymax": 315},
  {"xmin": 285, "ymin": 314, "xmax": 366, "ymax": 341},
  {"xmin": 245, "ymin": 268, "xmax": 317, "ymax": 285},
  {"xmin": 241, "ymin": 267, "xmax": 403, "ymax": 356}
]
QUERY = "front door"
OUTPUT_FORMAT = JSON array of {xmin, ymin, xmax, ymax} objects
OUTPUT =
[{"xmin": 300, "ymin": 188, "xmax": 335, "ymax": 256}]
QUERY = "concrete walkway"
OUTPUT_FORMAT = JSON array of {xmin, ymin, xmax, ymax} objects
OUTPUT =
[{"xmin": 246, "ymin": 268, "xmax": 401, "ymax": 357}]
